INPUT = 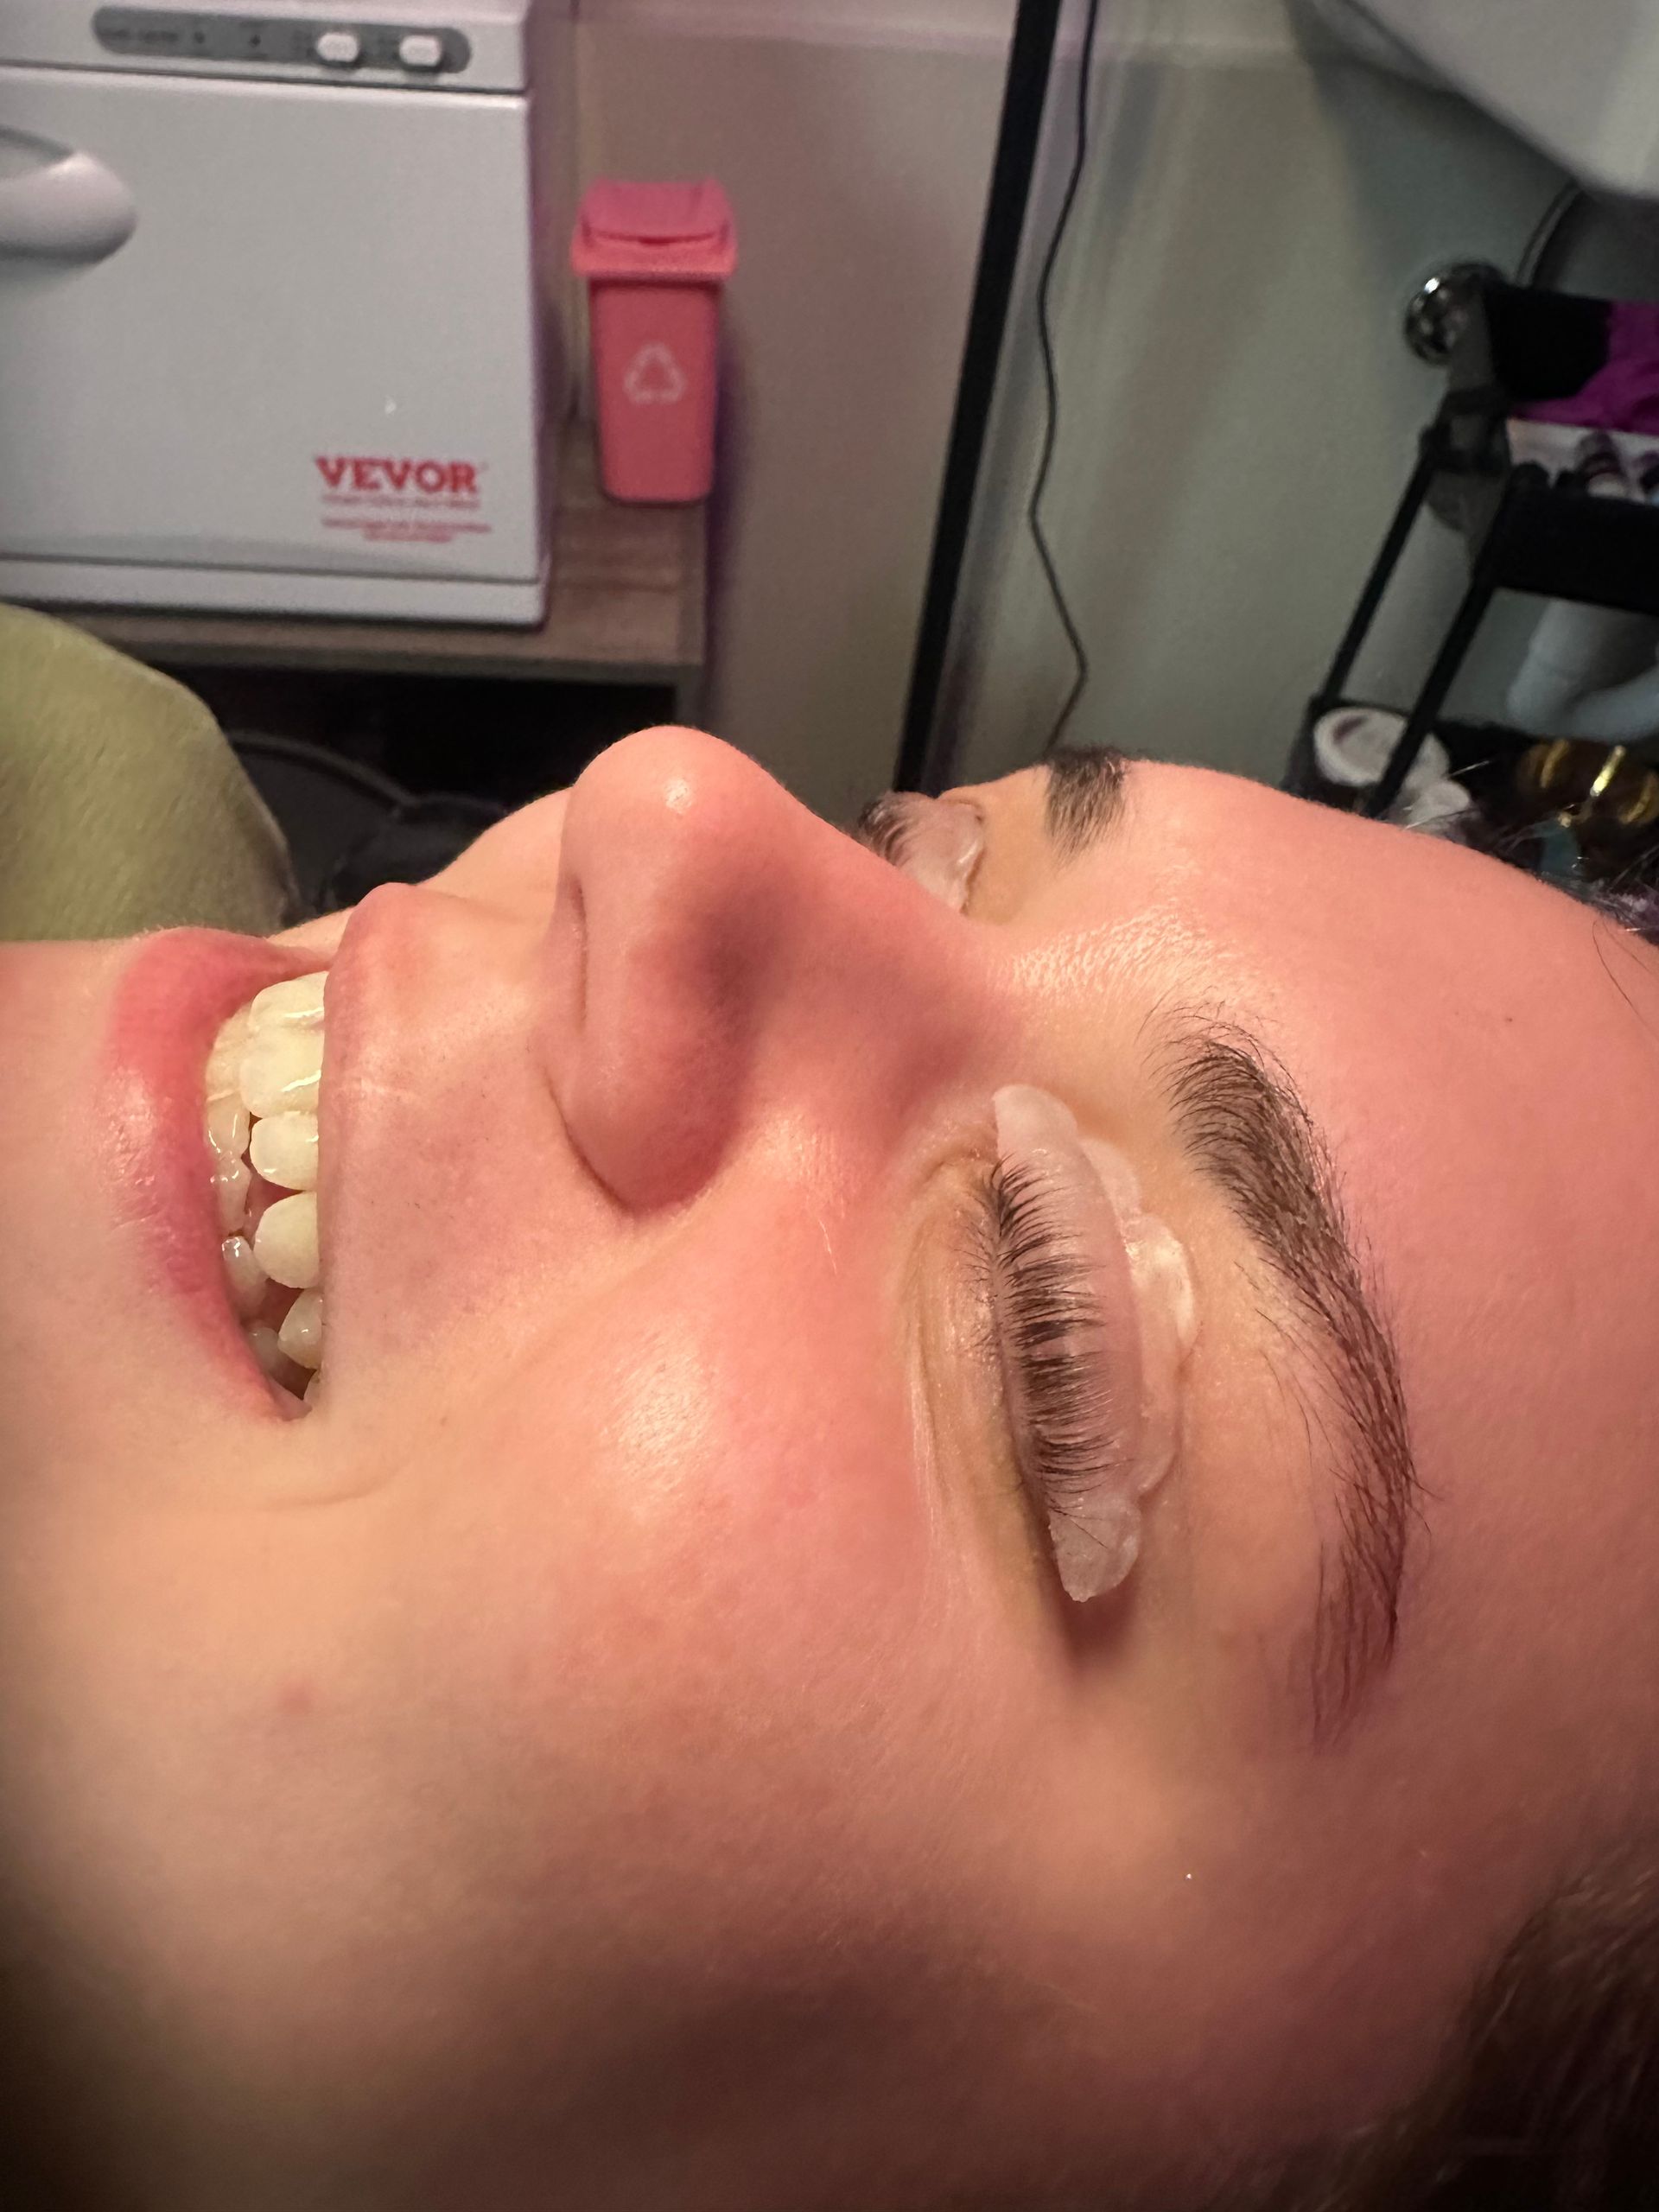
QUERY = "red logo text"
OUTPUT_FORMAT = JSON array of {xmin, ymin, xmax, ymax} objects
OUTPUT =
[{"xmin": 315, "ymin": 455, "xmax": 481, "ymax": 497}]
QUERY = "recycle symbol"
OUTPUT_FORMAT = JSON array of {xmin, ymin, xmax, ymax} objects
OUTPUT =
[{"xmin": 623, "ymin": 342, "xmax": 689, "ymax": 405}]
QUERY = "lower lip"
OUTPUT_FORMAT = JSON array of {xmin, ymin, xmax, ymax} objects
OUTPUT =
[{"xmin": 98, "ymin": 929, "xmax": 319, "ymax": 1410}]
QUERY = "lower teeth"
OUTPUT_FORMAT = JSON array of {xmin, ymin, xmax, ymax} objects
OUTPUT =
[
  {"xmin": 205, "ymin": 974, "xmax": 328, "ymax": 1408},
  {"xmin": 219, "ymin": 1233, "xmax": 268, "ymax": 1321},
  {"xmin": 279, "ymin": 1287, "xmax": 324, "ymax": 1370}
]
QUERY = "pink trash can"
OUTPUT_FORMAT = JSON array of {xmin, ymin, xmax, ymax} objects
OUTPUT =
[{"xmin": 571, "ymin": 179, "xmax": 737, "ymax": 505}]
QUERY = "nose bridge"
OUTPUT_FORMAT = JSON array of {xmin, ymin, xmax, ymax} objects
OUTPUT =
[{"xmin": 541, "ymin": 728, "xmax": 981, "ymax": 1211}]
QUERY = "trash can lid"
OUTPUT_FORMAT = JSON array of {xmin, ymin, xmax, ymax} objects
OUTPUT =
[{"xmin": 572, "ymin": 180, "xmax": 737, "ymax": 280}]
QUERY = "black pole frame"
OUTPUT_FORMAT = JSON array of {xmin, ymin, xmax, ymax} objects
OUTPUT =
[{"xmin": 893, "ymin": 0, "xmax": 1062, "ymax": 793}]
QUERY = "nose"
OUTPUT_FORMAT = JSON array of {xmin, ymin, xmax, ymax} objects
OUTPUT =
[{"xmin": 541, "ymin": 728, "xmax": 985, "ymax": 1211}]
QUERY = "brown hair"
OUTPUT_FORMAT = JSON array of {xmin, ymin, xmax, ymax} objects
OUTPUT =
[{"xmin": 1230, "ymin": 1856, "xmax": 1659, "ymax": 2212}]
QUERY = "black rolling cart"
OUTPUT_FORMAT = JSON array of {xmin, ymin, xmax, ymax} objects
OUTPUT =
[{"xmin": 1287, "ymin": 278, "xmax": 1659, "ymax": 828}]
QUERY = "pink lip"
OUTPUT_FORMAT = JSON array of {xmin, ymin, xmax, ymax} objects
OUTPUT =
[{"xmin": 98, "ymin": 929, "xmax": 326, "ymax": 1413}]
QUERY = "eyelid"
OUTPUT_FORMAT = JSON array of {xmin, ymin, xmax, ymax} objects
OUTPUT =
[
  {"xmin": 908, "ymin": 799, "xmax": 984, "ymax": 912},
  {"xmin": 988, "ymin": 1088, "xmax": 1146, "ymax": 1599},
  {"xmin": 986, "ymin": 1087, "xmax": 1197, "ymax": 1602},
  {"xmin": 859, "ymin": 794, "xmax": 984, "ymax": 912}
]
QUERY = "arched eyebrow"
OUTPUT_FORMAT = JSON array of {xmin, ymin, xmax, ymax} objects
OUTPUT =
[
  {"xmin": 854, "ymin": 745, "xmax": 1130, "ymax": 868},
  {"xmin": 1042, "ymin": 742, "xmax": 1131, "ymax": 858},
  {"xmin": 853, "ymin": 747, "xmax": 1421, "ymax": 1745},
  {"xmin": 1153, "ymin": 1013, "xmax": 1420, "ymax": 1746}
]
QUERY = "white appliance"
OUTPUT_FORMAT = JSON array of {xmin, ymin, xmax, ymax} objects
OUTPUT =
[
  {"xmin": 0, "ymin": 0, "xmax": 571, "ymax": 623},
  {"xmin": 1327, "ymin": 0, "xmax": 1659, "ymax": 200}
]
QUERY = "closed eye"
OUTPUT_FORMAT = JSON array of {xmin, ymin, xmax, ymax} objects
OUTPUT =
[{"xmin": 976, "ymin": 1154, "xmax": 1130, "ymax": 1547}]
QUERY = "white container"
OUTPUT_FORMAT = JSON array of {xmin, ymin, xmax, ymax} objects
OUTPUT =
[
  {"xmin": 1310, "ymin": 707, "xmax": 1450, "ymax": 798},
  {"xmin": 0, "ymin": 0, "xmax": 574, "ymax": 625},
  {"xmin": 1324, "ymin": 0, "xmax": 1659, "ymax": 200}
]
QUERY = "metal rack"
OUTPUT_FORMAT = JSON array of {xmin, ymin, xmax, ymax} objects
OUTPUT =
[{"xmin": 1290, "ymin": 278, "xmax": 1659, "ymax": 818}]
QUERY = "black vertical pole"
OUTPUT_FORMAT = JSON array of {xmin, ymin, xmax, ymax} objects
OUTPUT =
[{"xmin": 893, "ymin": 0, "xmax": 1062, "ymax": 793}]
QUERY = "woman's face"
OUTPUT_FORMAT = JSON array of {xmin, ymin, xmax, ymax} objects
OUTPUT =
[{"xmin": 6, "ymin": 730, "xmax": 1659, "ymax": 2209}]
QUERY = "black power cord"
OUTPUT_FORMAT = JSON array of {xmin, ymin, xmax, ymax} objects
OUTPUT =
[
  {"xmin": 229, "ymin": 728, "xmax": 411, "ymax": 810},
  {"xmin": 229, "ymin": 730, "xmax": 505, "ymax": 917},
  {"xmin": 1031, "ymin": 0, "xmax": 1104, "ymax": 756},
  {"xmin": 897, "ymin": 0, "xmax": 1067, "ymax": 792}
]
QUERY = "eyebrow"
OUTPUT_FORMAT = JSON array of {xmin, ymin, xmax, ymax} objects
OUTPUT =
[
  {"xmin": 1044, "ymin": 741, "xmax": 1132, "ymax": 856},
  {"xmin": 1156, "ymin": 1014, "xmax": 1419, "ymax": 1745},
  {"xmin": 855, "ymin": 747, "xmax": 1421, "ymax": 1744}
]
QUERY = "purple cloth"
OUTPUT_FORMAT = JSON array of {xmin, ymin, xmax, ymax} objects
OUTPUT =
[{"xmin": 1522, "ymin": 302, "xmax": 1659, "ymax": 433}]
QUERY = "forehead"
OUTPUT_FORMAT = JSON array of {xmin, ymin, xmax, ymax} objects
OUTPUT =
[
  {"xmin": 988, "ymin": 753, "xmax": 1659, "ymax": 1573},
  {"xmin": 978, "ymin": 754, "xmax": 1659, "ymax": 1085}
]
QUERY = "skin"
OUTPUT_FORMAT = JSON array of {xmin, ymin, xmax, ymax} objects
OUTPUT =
[{"xmin": 3, "ymin": 727, "xmax": 1659, "ymax": 2211}]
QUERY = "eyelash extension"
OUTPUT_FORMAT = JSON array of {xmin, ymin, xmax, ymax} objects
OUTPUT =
[
  {"xmin": 976, "ymin": 1156, "xmax": 1128, "ymax": 1530},
  {"xmin": 853, "ymin": 791, "xmax": 927, "ymax": 870}
]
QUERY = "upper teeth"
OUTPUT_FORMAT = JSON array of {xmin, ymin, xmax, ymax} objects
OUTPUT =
[
  {"xmin": 249, "ymin": 1112, "xmax": 318, "ymax": 1192},
  {"xmin": 204, "ymin": 970, "xmax": 327, "ymax": 1406}
]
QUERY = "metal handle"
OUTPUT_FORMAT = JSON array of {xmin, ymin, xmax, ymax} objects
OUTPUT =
[{"xmin": 0, "ymin": 142, "xmax": 137, "ymax": 263}]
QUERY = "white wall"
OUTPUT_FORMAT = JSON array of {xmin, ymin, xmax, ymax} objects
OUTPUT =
[
  {"xmin": 572, "ymin": 0, "xmax": 1659, "ymax": 819},
  {"xmin": 575, "ymin": 2, "xmax": 1011, "ymax": 822},
  {"xmin": 948, "ymin": 0, "xmax": 1659, "ymax": 789},
  {"xmin": 578, "ymin": 0, "xmax": 1014, "ymax": 53}
]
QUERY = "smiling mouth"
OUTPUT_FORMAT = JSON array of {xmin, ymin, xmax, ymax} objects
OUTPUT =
[{"xmin": 203, "ymin": 970, "xmax": 327, "ymax": 1408}]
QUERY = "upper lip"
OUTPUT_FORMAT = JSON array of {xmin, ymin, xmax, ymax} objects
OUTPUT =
[{"xmin": 98, "ymin": 928, "xmax": 331, "ymax": 1413}]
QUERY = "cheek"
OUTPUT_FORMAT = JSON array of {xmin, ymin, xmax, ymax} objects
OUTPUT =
[
  {"xmin": 403, "ymin": 1194, "xmax": 954, "ymax": 1859},
  {"xmin": 351, "ymin": 1168, "xmax": 1087, "ymax": 2036}
]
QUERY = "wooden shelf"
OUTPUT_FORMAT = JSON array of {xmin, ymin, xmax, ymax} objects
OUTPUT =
[{"xmin": 54, "ymin": 418, "xmax": 707, "ymax": 721}]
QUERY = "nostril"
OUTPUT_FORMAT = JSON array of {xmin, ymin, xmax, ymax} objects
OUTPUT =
[
  {"xmin": 539, "ymin": 860, "xmax": 589, "ymax": 1122},
  {"xmin": 566, "ymin": 873, "xmax": 587, "ymax": 1031},
  {"xmin": 546, "ymin": 725, "xmax": 931, "ymax": 1212}
]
